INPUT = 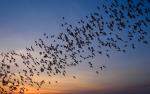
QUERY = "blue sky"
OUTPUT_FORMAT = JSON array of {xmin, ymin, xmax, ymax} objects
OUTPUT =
[
  {"xmin": 0, "ymin": 0, "xmax": 150, "ymax": 94},
  {"xmin": 0, "ymin": 0, "xmax": 98, "ymax": 50}
]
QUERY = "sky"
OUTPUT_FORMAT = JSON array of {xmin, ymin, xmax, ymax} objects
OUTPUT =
[{"xmin": 0, "ymin": 0, "xmax": 150, "ymax": 94}]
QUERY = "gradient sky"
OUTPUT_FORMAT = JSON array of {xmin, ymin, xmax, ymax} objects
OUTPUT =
[{"xmin": 0, "ymin": 0, "xmax": 150, "ymax": 94}]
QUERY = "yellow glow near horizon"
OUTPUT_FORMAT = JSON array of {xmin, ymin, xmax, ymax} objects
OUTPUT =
[{"xmin": 0, "ymin": 70, "xmax": 105, "ymax": 94}]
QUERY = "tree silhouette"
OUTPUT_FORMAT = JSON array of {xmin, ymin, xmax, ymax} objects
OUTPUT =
[{"xmin": 0, "ymin": 0, "xmax": 149, "ymax": 93}]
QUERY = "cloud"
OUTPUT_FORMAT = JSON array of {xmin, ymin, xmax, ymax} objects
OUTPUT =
[{"xmin": 68, "ymin": 83, "xmax": 150, "ymax": 94}]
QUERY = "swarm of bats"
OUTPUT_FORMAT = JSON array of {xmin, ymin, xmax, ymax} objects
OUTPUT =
[{"xmin": 0, "ymin": 0, "xmax": 149, "ymax": 93}]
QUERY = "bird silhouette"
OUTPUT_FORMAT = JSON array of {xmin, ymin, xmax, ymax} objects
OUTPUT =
[{"xmin": 0, "ymin": 0, "xmax": 149, "ymax": 93}]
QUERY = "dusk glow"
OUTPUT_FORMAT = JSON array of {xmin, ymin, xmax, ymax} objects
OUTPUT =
[{"xmin": 0, "ymin": 0, "xmax": 150, "ymax": 94}]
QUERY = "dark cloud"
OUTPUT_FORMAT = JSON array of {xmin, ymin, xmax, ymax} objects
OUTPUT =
[{"xmin": 70, "ymin": 84, "xmax": 150, "ymax": 94}]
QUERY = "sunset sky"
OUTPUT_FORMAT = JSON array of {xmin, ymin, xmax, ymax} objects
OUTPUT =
[{"xmin": 0, "ymin": 0, "xmax": 150, "ymax": 94}]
